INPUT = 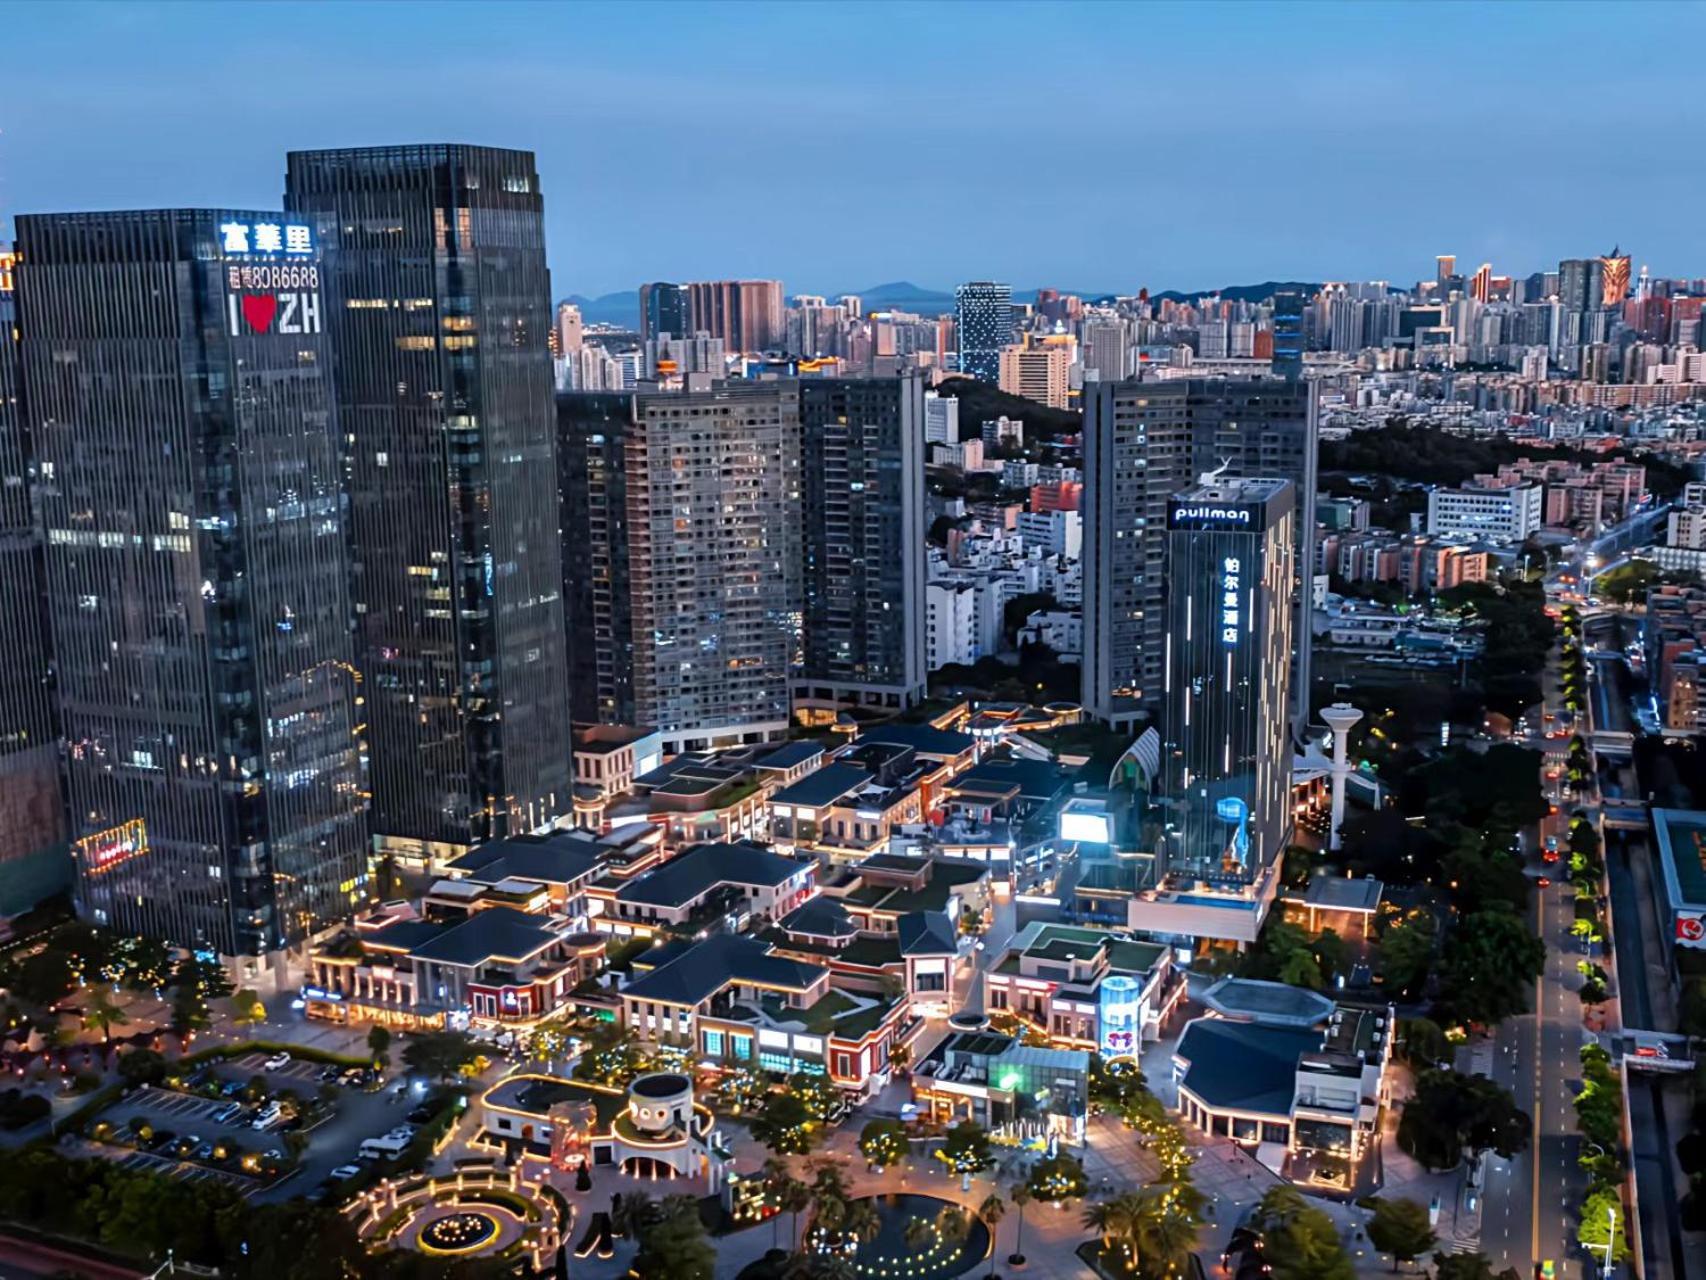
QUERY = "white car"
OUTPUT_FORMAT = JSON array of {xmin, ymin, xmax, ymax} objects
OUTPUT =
[
  {"xmin": 263, "ymin": 1052, "xmax": 291, "ymax": 1072},
  {"xmin": 328, "ymin": 1163, "xmax": 362, "ymax": 1180}
]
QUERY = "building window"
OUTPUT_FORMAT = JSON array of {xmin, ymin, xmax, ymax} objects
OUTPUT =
[
  {"xmin": 732, "ymin": 1035, "xmax": 752, "ymax": 1061},
  {"xmin": 704, "ymin": 1029, "xmax": 724, "ymax": 1057},
  {"xmin": 759, "ymin": 1051, "xmax": 794, "ymax": 1075}
]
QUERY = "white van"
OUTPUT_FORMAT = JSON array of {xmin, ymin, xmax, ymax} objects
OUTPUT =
[
  {"xmin": 358, "ymin": 1132, "xmax": 412, "ymax": 1160},
  {"xmin": 249, "ymin": 1102, "xmax": 283, "ymax": 1131}
]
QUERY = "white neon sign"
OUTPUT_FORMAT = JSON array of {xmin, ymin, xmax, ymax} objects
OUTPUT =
[
  {"xmin": 1221, "ymin": 556, "xmax": 1241, "ymax": 646},
  {"xmin": 218, "ymin": 221, "xmax": 315, "ymax": 257}
]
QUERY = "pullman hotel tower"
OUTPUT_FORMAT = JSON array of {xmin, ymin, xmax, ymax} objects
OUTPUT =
[
  {"xmin": 1161, "ymin": 476, "xmax": 1296, "ymax": 886},
  {"xmin": 14, "ymin": 210, "xmax": 367, "ymax": 972}
]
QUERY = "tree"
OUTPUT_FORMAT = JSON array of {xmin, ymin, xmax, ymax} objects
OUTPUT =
[
  {"xmin": 80, "ymin": 987, "xmax": 128, "ymax": 1044},
  {"xmin": 116, "ymin": 1048, "xmax": 168, "ymax": 1087},
  {"xmin": 751, "ymin": 1089, "xmax": 816, "ymax": 1157},
  {"xmin": 400, "ymin": 1030, "xmax": 481, "ymax": 1081},
  {"xmin": 367, "ymin": 1024, "xmax": 392, "ymax": 1068},
  {"xmin": 1132, "ymin": 1181, "xmax": 1206, "ymax": 1279},
  {"xmin": 1398, "ymin": 1070, "xmax": 1531, "ymax": 1171},
  {"xmin": 1431, "ymin": 1253, "xmax": 1522, "ymax": 1280},
  {"xmin": 787, "ymin": 1072, "xmax": 841, "ymax": 1124},
  {"xmin": 858, "ymin": 1118, "xmax": 910, "ymax": 1169},
  {"xmin": 1397, "ymin": 1017, "xmax": 1451, "ymax": 1069},
  {"xmin": 1365, "ymin": 1197, "xmax": 1436, "ymax": 1271},
  {"xmin": 1437, "ymin": 910, "xmax": 1546, "ymax": 1027},
  {"xmin": 1576, "ymin": 1185, "xmax": 1628, "ymax": 1267},
  {"xmin": 1007, "ymin": 1180, "xmax": 1032, "ymax": 1265},
  {"xmin": 631, "ymin": 1194, "xmax": 715, "ymax": 1280},
  {"xmin": 4, "ymin": 946, "xmax": 76, "ymax": 1009},
  {"xmin": 977, "ymin": 1195, "xmax": 1005, "ymax": 1279},
  {"xmin": 611, "ymin": 1189, "xmax": 658, "ymax": 1240},
  {"xmin": 228, "ymin": 988, "xmax": 265, "ymax": 1030},
  {"xmin": 1024, "ymin": 1153, "xmax": 1087, "ymax": 1202},
  {"xmin": 1254, "ymin": 1185, "xmax": 1355, "ymax": 1280},
  {"xmin": 936, "ymin": 1120, "xmax": 994, "ymax": 1174}
]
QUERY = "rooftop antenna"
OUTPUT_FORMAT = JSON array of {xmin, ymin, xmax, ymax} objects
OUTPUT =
[{"xmin": 1199, "ymin": 457, "xmax": 1232, "ymax": 486}]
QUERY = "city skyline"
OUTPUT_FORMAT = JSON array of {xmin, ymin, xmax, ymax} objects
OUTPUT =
[{"xmin": 3, "ymin": 2, "xmax": 1704, "ymax": 298}]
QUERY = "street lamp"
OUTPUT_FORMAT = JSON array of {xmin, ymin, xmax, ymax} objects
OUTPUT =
[{"xmin": 1602, "ymin": 1201, "xmax": 1617, "ymax": 1279}]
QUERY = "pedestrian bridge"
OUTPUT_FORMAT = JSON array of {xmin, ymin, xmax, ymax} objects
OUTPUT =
[{"xmin": 1602, "ymin": 1029, "xmax": 1694, "ymax": 1073}]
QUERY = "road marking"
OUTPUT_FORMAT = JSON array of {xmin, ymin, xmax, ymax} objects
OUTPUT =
[{"xmin": 1532, "ymin": 884, "xmax": 1545, "ymax": 1265}]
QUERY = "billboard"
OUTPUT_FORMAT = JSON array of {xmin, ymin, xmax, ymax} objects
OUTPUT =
[
  {"xmin": 1098, "ymin": 975, "xmax": 1141, "ymax": 1060},
  {"xmin": 77, "ymin": 819, "xmax": 148, "ymax": 878},
  {"xmin": 1677, "ymin": 913, "xmax": 1706, "ymax": 948}
]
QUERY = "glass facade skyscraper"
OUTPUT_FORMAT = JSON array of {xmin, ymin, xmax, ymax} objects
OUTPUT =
[
  {"xmin": 1082, "ymin": 378, "xmax": 1316, "ymax": 734},
  {"xmin": 286, "ymin": 145, "xmax": 572, "ymax": 868},
  {"xmin": 0, "ymin": 246, "xmax": 67, "ymax": 916},
  {"xmin": 639, "ymin": 282, "xmax": 688, "ymax": 342},
  {"xmin": 796, "ymin": 377, "xmax": 927, "ymax": 711},
  {"xmin": 15, "ymin": 209, "xmax": 366, "ymax": 961},
  {"xmin": 954, "ymin": 281, "xmax": 1012, "ymax": 382},
  {"xmin": 1162, "ymin": 478, "xmax": 1295, "ymax": 885},
  {"xmin": 556, "ymin": 392, "xmax": 635, "ymax": 726}
]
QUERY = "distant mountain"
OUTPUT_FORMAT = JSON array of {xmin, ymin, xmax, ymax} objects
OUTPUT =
[
  {"xmin": 557, "ymin": 279, "xmax": 1325, "ymax": 330},
  {"xmin": 564, "ymin": 291, "xmax": 640, "ymax": 329}
]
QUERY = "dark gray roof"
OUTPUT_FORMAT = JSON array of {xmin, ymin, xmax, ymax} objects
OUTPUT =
[
  {"xmin": 1300, "ymin": 875, "xmax": 1383, "ymax": 913},
  {"xmin": 897, "ymin": 911, "xmax": 958, "ymax": 957},
  {"xmin": 952, "ymin": 757, "xmax": 1070, "ymax": 802},
  {"xmin": 361, "ymin": 919, "xmax": 445, "ymax": 954},
  {"xmin": 621, "ymin": 934, "xmax": 824, "ymax": 1008},
  {"xmin": 1200, "ymin": 978, "xmax": 1336, "ymax": 1028},
  {"xmin": 854, "ymin": 722, "xmax": 975, "ymax": 759},
  {"xmin": 1175, "ymin": 1019, "xmax": 1321, "ymax": 1117},
  {"xmin": 770, "ymin": 764, "xmax": 873, "ymax": 810},
  {"xmin": 445, "ymin": 832, "xmax": 604, "ymax": 889},
  {"xmin": 755, "ymin": 741, "xmax": 827, "ymax": 771},
  {"xmin": 781, "ymin": 897, "xmax": 857, "ymax": 939},
  {"xmin": 408, "ymin": 906, "xmax": 561, "ymax": 968},
  {"xmin": 615, "ymin": 841, "xmax": 808, "ymax": 909}
]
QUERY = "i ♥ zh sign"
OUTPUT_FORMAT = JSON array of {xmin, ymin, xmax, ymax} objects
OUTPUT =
[{"xmin": 228, "ymin": 291, "xmax": 323, "ymax": 336}]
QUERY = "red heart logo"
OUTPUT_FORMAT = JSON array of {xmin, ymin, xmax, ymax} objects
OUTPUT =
[{"xmin": 241, "ymin": 294, "xmax": 278, "ymax": 333}]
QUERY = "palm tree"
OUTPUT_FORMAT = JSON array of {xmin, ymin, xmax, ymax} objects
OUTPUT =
[
  {"xmin": 978, "ymin": 1195, "xmax": 1005, "ymax": 1278},
  {"xmin": 1132, "ymin": 1182, "xmax": 1205, "ymax": 1279},
  {"xmin": 761, "ymin": 1156, "xmax": 793, "ymax": 1251},
  {"xmin": 81, "ymin": 987, "xmax": 128, "ymax": 1045},
  {"xmin": 903, "ymin": 1217, "xmax": 935, "ymax": 1252},
  {"xmin": 1008, "ymin": 1180, "xmax": 1033, "ymax": 1265},
  {"xmin": 777, "ymin": 1174, "xmax": 813, "ymax": 1251},
  {"xmin": 842, "ymin": 1198, "xmax": 881, "ymax": 1249},
  {"xmin": 611, "ymin": 1189, "xmax": 657, "ymax": 1240}
]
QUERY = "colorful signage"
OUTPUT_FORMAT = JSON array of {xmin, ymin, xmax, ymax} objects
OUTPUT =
[
  {"xmin": 1220, "ymin": 556, "xmax": 1242, "ymax": 646},
  {"xmin": 1677, "ymin": 913, "xmax": 1706, "ymax": 948},
  {"xmin": 1098, "ymin": 975, "xmax": 1141, "ymax": 1060},
  {"xmin": 78, "ymin": 819, "xmax": 148, "ymax": 877}
]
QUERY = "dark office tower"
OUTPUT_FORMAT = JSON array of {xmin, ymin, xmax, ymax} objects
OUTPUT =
[
  {"xmin": 796, "ymin": 377, "xmax": 927, "ymax": 714},
  {"xmin": 556, "ymin": 393, "xmax": 634, "ymax": 726},
  {"xmin": 559, "ymin": 383, "xmax": 801, "ymax": 755},
  {"xmin": 1270, "ymin": 291, "xmax": 1305, "ymax": 379},
  {"xmin": 1162, "ymin": 478, "xmax": 1295, "ymax": 884},
  {"xmin": 954, "ymin": 281, "xmax": 1012, "ymax": 382},
  {"xmin": 14, "ymin": 210, "xmax": 365, "ymax": 968},
  {"xmin": 1082, "ymin": 379, "xmax": 1316, "ymax": 735},
  {"xmin": 1558, "ymin": 258, "xmax": 1603, "ymax": 316},
  {"xmin": 286, "ymin": 145, "xmax": 571, "ymax": 869},
  {"xmin": 0, "ymin": 246, "xmax": 67, "ymax": 918},
  {"xmin": 639, "ymin": 281, "xmax": 689, "ymax": 342}
]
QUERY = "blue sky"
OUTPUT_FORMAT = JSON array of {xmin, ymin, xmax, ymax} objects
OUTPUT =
[{"xmin": 3, "ymin": 1, "xmax": 1701, "ymax": 297}]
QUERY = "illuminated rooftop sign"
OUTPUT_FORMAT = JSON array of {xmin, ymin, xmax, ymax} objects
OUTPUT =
[{"xmin": 219, "ymin": 221, "xmax": 315, "ymax": 257}]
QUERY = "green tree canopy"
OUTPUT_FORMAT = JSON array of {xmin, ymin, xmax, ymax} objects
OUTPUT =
[
  {"xmin": 750, "ymin": 1089, "xmax": 816, "ymax": 1157},
  {"xmin": 1437, "ymin": 910, "xmax": 1546, "ymax": 1027},
  {"xmin": 400, "ymin": 1029, "xmax": 481, "ymax": 1081},
  {"xmin": 1397, "ymin": 1069, "xmax": 1531, "ymax": 1171},
  {"xmin": 631, "ymin": 1194, "xmax": 716, "ymax": 1280},
  {"xmin": 1254, "ymin": 1185, "xmax": 1355, "ymax": 1280},
  {"xmin": 1365, "ymin": 1196, "xmax": 1436, "ymax": 1271}
]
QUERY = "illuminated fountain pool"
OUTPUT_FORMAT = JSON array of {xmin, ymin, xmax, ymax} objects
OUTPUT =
[
  {"xmin": 418, "ymin": 1210, "xmax": 500, "ymax": 1255},
  {"xmin": 816, "ymin": 1194, "xmax": 991, "ymax": 1280}
]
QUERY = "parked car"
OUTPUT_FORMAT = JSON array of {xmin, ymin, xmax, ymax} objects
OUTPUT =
[
  {"xmin": 212, "ymin": 1102, "xmax": 242, "ymax": 1123},
  {"xmin": 319, "ymin": 1066, "xmax": 342, "ymax": 1083},
  {"xmin": 406, "ymin": 1105, "xmax": 436, "ymax": 1125},
  {"xmin": 193, "ymin": 1142, "xmax": 216, "ymax": 1161},
  {"xmin": 220, "ymin": 1079, "xmax": 246, "ymax": 1098},
  {"xmin": 328, "ymin": 1163, "xmax": 362, "ymax": 1180},
  {"xmin": 263, "ymin": 1052, "xmax": 291, "ymax": 1072}
]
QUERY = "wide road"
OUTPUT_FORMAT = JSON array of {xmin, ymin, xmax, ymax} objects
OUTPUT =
[{"xmin": 1477, "ymin": 613, "xmax": 1593, "ymax": 1276}]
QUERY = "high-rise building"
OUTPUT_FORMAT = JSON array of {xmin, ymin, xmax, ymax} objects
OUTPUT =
[
  {"xmin": 639, "ymin": 282, "xmax": 689, "ymax": 342},
  {"xmin": 1270, "ymin": 291, "xmax": 1305, "ymax": 379},
  {"xmin": 0, "ymin": 245, "xmax": 67, "ymax": 918},
  {"xmin": 1558, "ymin": 258, "xmax": 1604, "ymax": 316},
  {"xmin": 922, "ymin": 390, "xmax": 959, "ymax": 444},
  {"xmin": 1599, "ymin": 251, "xmax": 1632, "ymax": 308},
  {"xmin": 1435, "ymin": 255, "xmax": 1456, "ymax": 285},
  {"xmin": 1082, "ymin": 379, "xmax": 1316, "ymax": 733},
  {"xmin": 796, "ymin": 378, "xmax": 928, "ymax": 712},
  {"xmin": 15, "ymin": 209, "xmax": 365, "ymax": 966},
  {"xmin": 286, "ymin": 144, "xmax": 571, "ymax": 869},
  {"xmin": 559, "ymin": 383, "xmax": 802, "ymax": 754},
  {"xmin": 998, "ymin": 339, "xmax": 1073, "ymax": 409},
  {"xmin": 555, "ymin": 302, "xmax": 584, "ymax": 354},
  {"xmin": 954, "ymin": 281, "xmax": 1012, "ymax": 382},
  {"xmin": 684, "ymin": 280, "xmax": 784, "ymax": 352},
  {"xmin": 1162, "ymin": 477, "xmax": 1295, "ymax": 886},
  {"xmin": 557, "ymin": 393, "xmax": 635, "ymax": 727},
  {"xmin": 1081, "ymin": 321, "xmax": 1128, "ymax": 382},
  {"xmin": 1469, "ymin": 263, "xmax": 1492, "ymax": 304}
]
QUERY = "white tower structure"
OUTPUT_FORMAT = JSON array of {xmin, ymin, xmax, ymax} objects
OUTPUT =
[{"xmin": 1321, "ymin": 703, "xmax": 1364, "ymax": 852}]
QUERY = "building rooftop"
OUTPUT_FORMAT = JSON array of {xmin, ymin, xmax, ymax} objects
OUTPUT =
[
  {"xmin": 853, "ymin": 722, "xmax": 975, "ymax": 759},
  {"xmin": 770, "ymin": 763, "xmax": 874, "ymax": 810},
  {"xmin": 754, "ymin": 741, "xmax": 827, "ymax": 772},
  {"xmin": 949, "ymin": 757, "xmax": 1071, "ymax": 803},
  {"xmin": 780, "ymin": 897, "xmax": 857, "ymax": 940},
  {"xmin": 572, "ymin": 723, "xmax": 659, "ymax": 755},
  {"xmin": 1175, "ymin": 1018, "xmax": 1323, "ymax": 1117},
  {"xmin": 445, "ymin": 831, "xmax": 605, "ymax": 890},
  {"xmin": 1200, "ymin": 977, "xmax": 1336, "ymax": 1028},
  {"xmin": 407, "ymin": 906, "xmax": 563, "ymax": 969},
  {"xmin": 1295, "ymin": 875, "xmax": 1384, "ymax": 914},
  {"xmin": 622, "ymin": 934, "xmax": 824, "ymax": 1009},
  {"xmin": 897, "ymin": 911, "xmax": 958, "ymax": 957},
  {"xmin": 1653, "ymin": 808, "xmax": 1706, "ymax": 908},
  {"xmin": 615, "ymin": 841, "xmax": 807, "ymax": 910}
]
